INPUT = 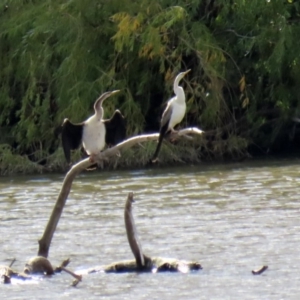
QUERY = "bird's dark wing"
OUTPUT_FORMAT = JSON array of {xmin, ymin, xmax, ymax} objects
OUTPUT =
[
  {"xmin": 151, "ymin": 101, "xmax": 173, "ymax": 163},
  {"xmin": 61, "ymin": 119, "xmax": 83, "ymax": 163},
  {"xmin": 103, "ymin": 110, "xmax": 127, "ymax": 146},
  {"xmin": 151, "ymin": 121, "xmax": 169, "ymax": 163},
  {"xmin": 160, "ymin": 101, "xmax": 173, "ymax": 128}
]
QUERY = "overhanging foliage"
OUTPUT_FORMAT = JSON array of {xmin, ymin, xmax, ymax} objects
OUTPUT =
[{"xmin": 1, "ymin": 0, "xmax": 300, "ymax": 174}]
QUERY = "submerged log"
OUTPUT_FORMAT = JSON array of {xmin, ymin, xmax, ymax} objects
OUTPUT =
[
  {"xmin": 100, "ymin": 257, "xmax": 201, "ymax": 273},
  {"xmin": 1, "ymin": 256, "xmax": 76, "ymax": 284},
  {"xmin": 0, "ymin": 266, "xmax": 16, "ymax": 284},
  {"xmin": 0, "ymin": 257, "xmax": 76, "ymax": 284},
  {"xmin": 23, "ymin": 256, "xmax": 70, "ymax": 275},
  {"xmin": 87, "ymin": 192, "xmax": 202, "ymax": 274},
  {"xmin": 1, "ymin": 274, "xmax": 11, "ymax": 284},
  {"xmin": 37, "ymin": 127, "xmax": 204, "ymax": 258},
  {"xmin": 0, "ymin": 265, "xmax": 31, "ymax": 283},
  {"xmin": 24, "ymin": 256, "xmax": 54, "ymax": 275}
]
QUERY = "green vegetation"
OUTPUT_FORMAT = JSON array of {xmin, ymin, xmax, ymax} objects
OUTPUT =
[{"xmin": 1, "ymin": 0, "xmax": 300, "ymax": 174}]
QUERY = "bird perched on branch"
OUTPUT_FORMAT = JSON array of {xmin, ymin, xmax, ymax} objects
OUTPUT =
[
  {"xmin": 61, "ymin": 90, "xmax": 126, "ymax": 164},
  {"xmin": 151, "ymin": 69, "xmax": 191, "ymax": 163}
]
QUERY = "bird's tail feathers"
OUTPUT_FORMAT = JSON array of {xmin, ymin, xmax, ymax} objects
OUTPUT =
[{"xmin": 151, "ymin": 123, "xmax": 169, "ymax": 163}]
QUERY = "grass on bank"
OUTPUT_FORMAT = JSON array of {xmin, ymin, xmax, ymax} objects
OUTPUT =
[{"xmin": 0, "ymin": 133, "xmax": 249, "ymax": 175}]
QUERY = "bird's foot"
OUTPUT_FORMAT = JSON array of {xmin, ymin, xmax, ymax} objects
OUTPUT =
[
  {"xmin": 86, "ymin": 154, "xmax": 98, "ymax": 170},
  {"xmin": 89, "ymin": 153, "xmax": 97, "ymax": 163},
  {"xmin": 169, "ymin": 129, "xmax": 180, "ymax": 142}
]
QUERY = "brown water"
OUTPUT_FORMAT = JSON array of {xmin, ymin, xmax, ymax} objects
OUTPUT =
[{"xmin": 1, "ymin": 158, "xmax": 300, "ymax": 299}]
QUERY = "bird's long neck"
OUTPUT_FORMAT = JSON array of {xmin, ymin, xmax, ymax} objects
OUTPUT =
[
  {"xmin": 95, "ymin": 107, "xmax": 104, "ymax": 121},
  {"xmin": 173, "ymin": 76, "xmax": 185, "ymax": 103},
  {"xmin": 94, "ymin": 95, "xmax": 106, "ymax": 121}
]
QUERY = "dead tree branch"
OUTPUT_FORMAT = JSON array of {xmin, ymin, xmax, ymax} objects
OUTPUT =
[
  {"xmin": 86, "ymin": 192, "xmax": 202, "ymax": 274},
  {"xmin": 37, "ymin": 127, "xmax": 204, "ymax": 258}
]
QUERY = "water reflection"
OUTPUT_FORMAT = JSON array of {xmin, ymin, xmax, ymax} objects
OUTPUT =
[{"xmin": 0, "ymin": 158, "xmax": 300, "ymax": 299}]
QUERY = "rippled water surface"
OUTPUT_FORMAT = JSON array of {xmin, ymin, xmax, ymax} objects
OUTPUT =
[{"xmin": 1, "ymin": 158, "xmax": 300, "ymax": 299}]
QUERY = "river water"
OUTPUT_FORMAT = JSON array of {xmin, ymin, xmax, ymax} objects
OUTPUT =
[{"xmin": 0, "ymin": 158, "xmax": 300, "ymax": 299}]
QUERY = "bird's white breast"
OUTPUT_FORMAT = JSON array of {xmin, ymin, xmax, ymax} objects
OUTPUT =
[
  {"xmin": 82, "ymin": 115, "xmax": 106, "ymax": 155},
  {"xmin": 168, "ymin": 99, "xmax": 186, "ymax": 130}
]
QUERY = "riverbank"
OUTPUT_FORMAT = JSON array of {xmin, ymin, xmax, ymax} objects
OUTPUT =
[{"xmin": 1, "ymin": 136, "xmax": 299, "ymax": 176}]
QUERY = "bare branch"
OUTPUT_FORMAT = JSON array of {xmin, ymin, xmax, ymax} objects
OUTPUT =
[
  {"xmin": 95, "ymin": 127, "xmax": 204, "ymax": 161},
  {"xmin": 61, "ymin": 266, "xmax": 82, "ymax": 281},
  {"xmin": 252, "ymin": 265, "xmax": 268, "ymax": 275},
  {"xmin": 37, "ymin": 127, "xmax": 203, "ymax": 258},
  {"xmin": 38, "ymin": 159, "xmax": 90, "ymax": 257},
  {"xmin": 9, "ymin": 258, "xmax": 16, "ymax": 268}
]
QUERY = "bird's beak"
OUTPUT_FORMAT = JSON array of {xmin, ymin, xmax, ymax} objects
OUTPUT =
[
  {"xmin": 183, "ymin": 69, "xmax": 191, "ymax": 76},
  {"xmin": 110, "ymin": 90, "xmax": 120, "ymax": 95}
]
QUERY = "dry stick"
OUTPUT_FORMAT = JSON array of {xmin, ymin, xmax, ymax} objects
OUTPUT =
[
  {"xmin": 252, "ymin": 265, "xmax": 268, "ymax": 275},
  {"xmin": 37, "ymin": 128, "xmax": 204, "ymax": 258},
  {"xmin": 9, "ymin": 258, "xmax": 16, "ymax": 268},
  {"xmin": 61, "ymin": 266, "xmax": 82, "ymax": 287},
  {"xmin": 61, "ymin": 266, "xmax": 82, "ymax": 281}
]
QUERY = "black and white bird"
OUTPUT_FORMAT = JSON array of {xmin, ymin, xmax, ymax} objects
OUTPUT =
[
  {"xmin": 61, "ymin": 90, "xmax": 126, "ymax": 163},
  {"xmin": 151, "ymin": 69, "xmax": 191, "ymax": 163}
]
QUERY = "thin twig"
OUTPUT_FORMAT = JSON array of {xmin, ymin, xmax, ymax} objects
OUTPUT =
[{"xmin": 9, "ymin": 258, "xmax": 16, "ymax": 268}]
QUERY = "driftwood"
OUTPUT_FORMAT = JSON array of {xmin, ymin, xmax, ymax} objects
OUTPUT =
[
  {"xmin": 124, "ymin": 192, "xmax": 151, "ymax": 268},
  {"xmin": 0, "ymin": 257, "xmax": 52, "ymax": 284},
  {"xmin": 0, "ymin": 257, "xmax": 73, "ymax": 284},
  {"xmin": 37, "ymin": 127, "xmax": 204, "ymax": 259},
  {"xmin": 0, "ymin": 265, "xmax": 31, "ymax": 283},
  {"xmin": 60, "ymin": 266, "xmax": 82, "ymax": 287},
  {"xmin": 86, "ymin": 192, "xmax": 202, "ymax": 274},
  {"xmin": 23, "ymin": 256, "xmax": 70, "ymax": 275},
  {"xmin": 0, "ymin": 266, "xmax": 19, "ymax": 284},
  {"xmin": 24, "ymin": 256, "xmax": 55, "ymax": 275},
  {"xmin": 252, "ymin": 265, "xmax": 268, "ymax": 275}
]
